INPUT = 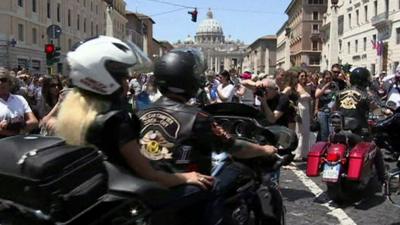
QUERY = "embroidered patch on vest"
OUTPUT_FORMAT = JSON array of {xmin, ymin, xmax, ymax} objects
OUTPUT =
[
  {"xmin": 140, "ymin": 111, "xmax": 181, "ymax": 139},
  {"xmin": 339, "ymin": 90, "xmax": 361, "ymax": 109},
  {"xmin": 140, "ymin": 130, "xmax": 174, "ymax": 160}
]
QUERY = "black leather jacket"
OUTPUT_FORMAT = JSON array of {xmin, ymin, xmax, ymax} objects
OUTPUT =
[
  {"xmin": 137, "ymin": 97, "xmax": 234, "ymax": 175},
  {"xmin": 336, "ymin": 86, "xmax": 370, "ymax": 134}
]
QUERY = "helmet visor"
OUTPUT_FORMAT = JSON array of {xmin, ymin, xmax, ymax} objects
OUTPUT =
[{"xmin": 125, "ymin": 40, "xmax": 153, "ymax": 73}]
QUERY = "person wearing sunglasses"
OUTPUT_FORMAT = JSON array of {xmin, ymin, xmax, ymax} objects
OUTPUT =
[
  {"xmin": 0, "ymin": 70, "xmax": 38, "ymax": 138},
  {"xmin": 331, "ymin": 63, "xmax": 348, "ymax": 90}
]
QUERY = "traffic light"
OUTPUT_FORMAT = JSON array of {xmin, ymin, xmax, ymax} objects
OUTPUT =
[
  {"xmin": 45, "ymin": 44, "xmax": 61, "ymax": 66},
  {"xmin": 188, "ymin": 8, "xmax": 197, "ymax": 22}
]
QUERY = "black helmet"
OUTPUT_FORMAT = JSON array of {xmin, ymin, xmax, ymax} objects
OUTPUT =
[
  {"xmin": 350, "ymin": 67, "xmax": 371, "ymax": 88},
  {"xmin": 154, "ymin": 48, "xmax": 206, "ymax": 100}
]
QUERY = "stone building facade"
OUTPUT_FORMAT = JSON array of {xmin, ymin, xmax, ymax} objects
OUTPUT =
[
  {"xmin": 243, "ymin": 35, "xmax": 277, "ymax": 75},
  {"xmin": 321, "ymin": 0, "xmax": 400, "ymax": 75},
  {"xmin": 0, "ymin": 0, "xmax": 130, "ymax": 74},
  {"xmin": 175, "ymin": 10, "xmax": 247, "ymax": 74},
  {"xmin": 285, "ymin": 0, "xmax": 327, "ymax": 72}
]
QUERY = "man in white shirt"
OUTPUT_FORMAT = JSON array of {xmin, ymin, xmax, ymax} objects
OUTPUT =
[{"xmin": 0, "ymin": 71, "xmax": 38, "ymax": 138}]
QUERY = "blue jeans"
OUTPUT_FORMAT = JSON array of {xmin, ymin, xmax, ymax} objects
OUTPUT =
[
  {"xmin": 155, "ymin": 163, "xmax": 243, "ymax": 225},
  {"xmin": 317, "ymin": 111, "xmax": 330, "ymax": 141}
]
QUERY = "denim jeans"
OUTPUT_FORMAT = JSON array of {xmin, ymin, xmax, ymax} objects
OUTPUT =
[
  {"xmin": 317, "ymin": 111, "xmax": 331, "ymax": 142},
  {"xmin": 154, "ymin": 163, "xmax": 243, "ymax": 225}
]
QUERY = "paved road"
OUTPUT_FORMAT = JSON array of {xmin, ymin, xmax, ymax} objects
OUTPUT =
[{"xmin": 281, "ymin": 162, "xmax": 400, "ymax": 225}]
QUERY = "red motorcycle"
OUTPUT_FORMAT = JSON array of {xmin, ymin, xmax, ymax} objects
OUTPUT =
[{"xmin": 306, "ymin": 112, "xmax": 381, "ymax": 203}]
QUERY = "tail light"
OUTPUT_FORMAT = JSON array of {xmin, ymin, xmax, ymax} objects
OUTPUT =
[{"xmin": 326, "ymin": 152, "xmax": 340, "ymax": 162}]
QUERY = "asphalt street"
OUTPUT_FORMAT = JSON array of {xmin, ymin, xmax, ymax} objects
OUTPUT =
[{"xmin": 281, "ymin": 162, "xmax": 400, "ymax": 225}]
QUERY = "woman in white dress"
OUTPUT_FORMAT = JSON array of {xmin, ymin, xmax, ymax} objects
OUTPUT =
[
  {"xmin": 294, "ymin": 71, "xmax": 312, "ymax": 161},
  {"xmin": 216, "ymin": 70, "xmax": 235, "ymax": 103}
]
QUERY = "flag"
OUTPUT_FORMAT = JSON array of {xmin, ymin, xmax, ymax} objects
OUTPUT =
[
  {"xmin": 371, "ymin": 40, "xmax": 376, "ymax": 49},
  {"xmin": 377, "ymin": 41, "xmax": 384, "ymax": 56}
]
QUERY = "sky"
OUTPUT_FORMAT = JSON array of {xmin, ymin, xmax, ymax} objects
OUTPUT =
[{"xmin": 125, "ymin": 0, "xmax": 292, "ymax": 44}]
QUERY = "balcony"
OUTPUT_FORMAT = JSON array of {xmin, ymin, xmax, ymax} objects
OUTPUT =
[
  {"xmin": 371, "ymin": 12, "xmax": 392, "ymax": 40},
  {"xmin": 371, "ymin": 12, "xmax": 391, "ymax": 29}
]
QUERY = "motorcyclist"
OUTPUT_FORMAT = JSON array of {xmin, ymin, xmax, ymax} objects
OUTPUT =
[
  {"xmin": 334, "ymin": 67, "xmax": 386, "ymax": 183},
  {"xmin": 382, "ymin": 65, "xmax": 400, "ymax": 110},
  {"xmin": 137, "ymin": 48, "xmax": 278, "ymax": 224}
]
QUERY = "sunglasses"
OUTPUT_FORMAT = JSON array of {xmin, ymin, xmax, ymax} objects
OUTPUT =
[{"xmin": 332, "ymin": 70, "xmax": 340, "ymax": 74}]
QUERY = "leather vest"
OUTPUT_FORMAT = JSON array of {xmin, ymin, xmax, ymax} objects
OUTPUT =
[{"xmin": 137, "ymin": 97, "xmax": 212, "ymax": 174}]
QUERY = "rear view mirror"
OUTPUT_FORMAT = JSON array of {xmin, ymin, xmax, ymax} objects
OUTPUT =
[{"xmin": 386, "ymin": 169, "xmax": 400, "ymax": 208}]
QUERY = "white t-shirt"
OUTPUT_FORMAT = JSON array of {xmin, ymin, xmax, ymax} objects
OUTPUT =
[
  {"xmin": 0, "ymin": 94, "xmax": 32, "ymax": 123},
  {"xmin": 216, "ymin": 83, "xmax": 235, "ymax": 103},
  {"xmin": 387, "ymin": 84, "xmax": 400, "ymax": 110}
]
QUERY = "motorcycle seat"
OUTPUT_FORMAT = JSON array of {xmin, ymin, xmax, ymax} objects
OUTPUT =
[{"xmin": 104, "ymin": 162, "xmax": 169, "ymax": 204}]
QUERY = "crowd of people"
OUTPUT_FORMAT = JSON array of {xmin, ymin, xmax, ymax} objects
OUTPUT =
[
  {"xmin": 125, "ymin": 63, "xmax": 353, "ymax": 162},
  {"xmin": 0, "ymin": 36, "xmax": 396, "ymax": 224},
  {"xmin": 0, "ymin": 60, "xmax": 378, "ymax": 163}
]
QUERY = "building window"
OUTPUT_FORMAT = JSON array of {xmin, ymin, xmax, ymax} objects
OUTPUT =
[
  {"xmin": 31, "ymin": 60, "xmax": 40, "ymax": 71},
  {"xmin": 339, "ymin": 40, "xmax": 342, "ymax": 52},
  {"xmin": 91, "ymin": 21, "xmax": 94, "ymax": 36},
  {"xmin": 96, "ymin": 5, "xmax": 98, "ymax": 14},
  {"xmin": 399, "ymin": 0, "xmax": 400, "ymax": 10},
  {"xmin": 32, "ymin": 0, "xmax": 36, "ymax": 12},
  {"xmin": 96, "ymin": 24, "xmax": 98, "ymax": 35},
  {"xmin": 310, "ymin": 56, "xmax": 320, "ymax": 65},
  {"xmin": 47, "ymin": 0, "xmax": 51, "ymax": 18},
  {"xmin": 313, "ymin": 11, "xmax": 319, "ymax": 20},
  {"xmin": 364, "ymin": 5, "xmax": 368, "ymax": 22},
  {"xmin": 57, "ymin": 3, "xmax": 61, "ymax": 22},
  {"xmin": 312, "ymin": 41, "xmax": 318, "ymax": 51},
  {"xmin": 91, "ymin": 1, "xmax": 93, "ymax": 11},
  {"xmin": 84, "ymin": 0, "xmax": 86, "ymax": 7},
  {"xmin": 18, "ymin": 58, "xmax": 28, "ymax": 68},
  {"xmin": 18, "ymin": 0, "xmax": 23, "ymax": 7},
  {"xmin": 355, "ymin": 40, "xmax": 358, "ymax": 53},
  {"xmin": 347, "ymin": 42, "xmax": 351, "ymax": 54},
  {"xmin": 363, "ymin": 37, "xmax": 367, "ymax": 51},
  {"xmin": 68, "ymin": 9, "xmax": 71, "ymax": 26},
  {"xmin": 371, "ymin": 64, "xmax": 376, "ymax": 75},
  {"xmin": 313, "ymin": 24, "xmax": 319, "ymax": 32},
  {"xmin": 84, "ymin": 18, "xmax": 87, "ymax": 32},
  {"xmin": 397, "ymin": 28, "xmax": 400, "ymax": 44},
  {"xmin": 356, "ymin": 10, "xmax": 359, "ymax": 25},
  {"xmin": 77, "ymin": 14, "xmax": 80, "ymax": 30},
  {"xmin": 18, "ymin": 24, "xmax": 24, "ymax": 42},
  {"xmin": 374, "ymin": 1, "xmax": 378, "ymax": 16},
  {"xmin": 68, "ymin": 39, "xmax": 72, "ymax": 50},
  {"xmin": 373, "ymin": 34, "xmax": 377, "ymax": 42},
  {"xmin": 348, "ymin": 13, "xmax": 352, "ymax": 29},
  {"xmin": 32, "ymin": 28, "xmax": 37, "ymax": 44},
  {"xmin": 308, "ymin": 0, "xmax": 313, "ymax": 4}
]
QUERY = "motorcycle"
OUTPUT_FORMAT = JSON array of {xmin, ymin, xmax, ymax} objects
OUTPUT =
[
  {"xmin": 371, "ymin": 107, "xmax": 400, "ymax": 162},
  {"xmin": 0, "ymin": 103, "xmax": 297, "ymax": 225},
  {"xmin": 204, "ymin": 103, "xmax": 297, "ymax": 225},
  {"xmin": 306, "ymin": 112, "xmax": 381, "ymax": 203},
  {"xmin": 384, "ymin": 161, "xmax": 400, "ymax": 208}
]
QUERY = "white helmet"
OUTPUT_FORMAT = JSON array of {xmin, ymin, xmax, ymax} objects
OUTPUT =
[{"xmin": 67, "ymin": 36, "xmax": 137, "ymax": 96}]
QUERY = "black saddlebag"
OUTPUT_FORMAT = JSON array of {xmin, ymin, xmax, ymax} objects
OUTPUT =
[{"xmin": 0, "ymin": 135, "xmax": 108, "ymax": 222}]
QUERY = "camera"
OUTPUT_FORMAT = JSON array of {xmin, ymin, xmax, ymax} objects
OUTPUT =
[{"xmin": 254, "ymin": 87, "xmax": 267, "ymax": 97}]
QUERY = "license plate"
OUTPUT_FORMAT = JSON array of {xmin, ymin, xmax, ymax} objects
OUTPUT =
[{"xmin": 322, "ymin": 164, "xmax": 340, "ymax": 182}]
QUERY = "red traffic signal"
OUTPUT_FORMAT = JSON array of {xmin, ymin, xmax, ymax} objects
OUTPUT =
[
  {"xmin": 45, "ymin": 44, "xmax": 55, "ymax": 54},
  {"xmin": 188, "ymin": 8, "xmax": 198, "ymax": 22}
]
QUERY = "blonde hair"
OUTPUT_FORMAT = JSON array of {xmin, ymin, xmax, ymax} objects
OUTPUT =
[{"xmin": 55, "ymin": 89, "xmax": 110, "ymax": 145}]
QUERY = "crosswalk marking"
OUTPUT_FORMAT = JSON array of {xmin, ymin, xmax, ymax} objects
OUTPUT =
[{"xmin": 288, "ymin": 165, "xmax": 357, "ymax": 225}]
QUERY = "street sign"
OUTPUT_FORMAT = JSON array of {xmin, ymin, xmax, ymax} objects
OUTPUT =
[{"xmin": 47, "ymin": 25, "xmax": 62, "ymax": 39}]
